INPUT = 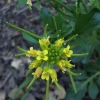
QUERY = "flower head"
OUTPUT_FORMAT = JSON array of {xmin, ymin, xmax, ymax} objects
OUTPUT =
[
  {"xmin": 29, "ymin": 60, "xmax": 41, "ymax": 69},
  {"xmin": 41, "ymin": 67, "xmax": 53, "ymax": 80},
  {"xmin": 36, "ymin": 50, "xmax": 48, "ymax": 61},
  {"xmin": 27, "ymin": 0, "xmax": 32, "ymax": 6},
  {"xmin": 63, "ymin": 45, "xmax": 73, "ymax": 57},
  {"xmin": 65, "ymin": 60, "xmax": 74, "ymax": 68},
  {"xmin": 39, "ymin": 36, "xmax": 50, "ymax": 50},
  {"xmin": 57, "ymin": 60, "xmax": 66, "ymax": 73},
  {"xmin": 55, "ymin": 38, "xmax": 64, "ymax": 48},
  {"xmin": 32, "ymin": 67, "xmax": 43, "ymax": 78},
  {"xmin": 50, "ymin": 69, "xmax": 58, "ymax": 82},
  {"xmin": 26, "ymin": 47, "xmax": 37, "ymax": 57}
]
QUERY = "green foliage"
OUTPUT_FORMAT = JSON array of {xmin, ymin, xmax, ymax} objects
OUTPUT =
[
  {"xmin": 88, "ymin": 81, "xmax": 99, "ymax": 99},
  {"xmin": 22, "ymin": 32, "xmax": 38, "ymax": 44},
  {"xmin": 17, "ymin": 0, "xmax": 27, "ymax": 7},
  {"xmin": 75, "ymin": 8, "xmax": 100, "ymax": 35}
]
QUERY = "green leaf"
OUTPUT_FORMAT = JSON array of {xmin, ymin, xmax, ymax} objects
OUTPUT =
[
  {"xmin": 75, "ymin": 8, "xmax": 100, "ymax": 35},
  {"xmin": 40, "ymin": 8, "xmax": 55, "ymax": 31},
  {"xmin": 83, "ymin": 62, "xmax": 97, "ymax": 72},
  {"xmin": 17, "ymin": 0, "xmax": 27, "ymax": 7},
  {"xmin": 96, "ymin": 57, "xmax": 100, "ymax": 67},
  {"xmin": 88, "ymin": 81, "xmax": 99, "ymax": 99},
  {"xmin": 36, "ymin": 0, "xmax": 41, "ymax": 10},
  {"xmin": 97, "ymin": 76, "xmax": 100, "ymax": 86},
  {"xmin": 65, "ymin": 82, "xmax": 87, "ymax": 100},
  {"xmin": 22, "ymin": 32, "xmax": 38, "ymax": 44},
  {"xmin": 54, "ymin": 12, "xmax": 64, "ymax": 31}
]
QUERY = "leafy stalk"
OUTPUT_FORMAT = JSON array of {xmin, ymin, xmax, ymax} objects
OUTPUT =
[
  {"xmin": 68, "ymin": 68, "xmax": 77, "ymax": 93},
  {"xmin": 46, "ymin": 80, "xmax": 49, "ymax": 100},
  {"xmin": 6, "ymin": 22, "xmax": 41, "ymax": 40}
]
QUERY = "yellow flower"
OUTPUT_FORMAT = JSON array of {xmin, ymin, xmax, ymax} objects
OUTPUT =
[
  {"xmin": 65, "ymin": 60, "xmax": 74, "ymax": 68},
  {"xmin": 26, "ymin": 47, "xmax": 37, "ymax": 57},
  {"xmin": 57, "ymin": 60, "xmax": 66, "ymax": 73},
  {"xmin": 50, "ymin": 69, "xmax": 58, "ymax": 82},
  {"xmin": 36, "ymin": 50, "xmax": 48, "ymax": 61},
  {"xmin": 41, "ymin": 67, "xmax": 53, "ymax": 80},
  {"xmin": 39, "ymin": 36, "xmax": 50, "ymax": 50},
  {"xmin": 55, "ymin": 38, "xmax": 64, "ymax": 48},
  {"xmin": 63, "ymin": 45, "xmax": 73, "ymax": 57},
  {"xmin": 27, "ymin": 0, "xmax": 32, "ymax": 6},
  {"xmin": 32, "ymin": 67, "xmax": 43, "ymax": 77},
  {"xmin": 29, "ymin": 60, "xmax": 41, "ymax": 69}
]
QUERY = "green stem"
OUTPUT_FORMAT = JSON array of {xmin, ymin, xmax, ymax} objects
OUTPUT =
[
  {"xmin": 55, "ymin": 81, "xmax": 60, "ymax": 89},
  {"xmin": 66, "ymin": 68, "xmax": 81, "ymax": 76},
  {"xmin": 6, "ymin": 22, "xmax": 41, "ymax": 40},
  {"xmin": 15, "ymin": 53, "xmax": 26, "ymax": 57},
  {"xmin": 72, "ymin": 53, "xmax": 89, "ymax": 56},
  {"xmin": 81, "ymin": 0, "xmax": 88, "ymax": 13},
  {"xmin": 46, "ymin": 80, "xmax": 49, "ymax": 100},
  {"xmin": 65, "ymin": 34, "xmax": 78, "ymax": 43},
  {"xmin": 68, "ymin": 69, "xmax": 77, "ymax": 93},
  {"xmin": 44, "ymin": 24, "xmax": 48, "ymax": 38},
  {"xmin": 81, "ymin": 71, "xmax": 100, "ymax": 88},
  {"xmin": 26, "ymin": 69, "xmax": 33, "ymax": 76},
  {"xmin": 54, "ymin": 0, "xmax": 72, "ymax": 12},
  {"xmin": 17, "ymin": 46, "xmax": 27, "ymax": 53},
  {"xmin": 27, "ymin": 76, "xmax": 36, "ymax": 89}
]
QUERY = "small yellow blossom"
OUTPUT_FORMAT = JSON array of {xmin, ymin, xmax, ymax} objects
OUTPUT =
[
  {"xmin": 55, "ymin": 38, "xmax": 64, "ymax": 48},
  {"xmin": 57, "ymin": 60, "xmax": 66, "ymax": 73},
  {"xmin": 29, "ymin": 60, "xmax": 41, "ymax": 69},
  {"xmin": 36, "ymin": 50, "xmax": 48, "ymax": 61},
  {"xmin": 65, "ymin": 60, "xmax": 74, "ymax": 68},
  {"xmin": 26, "ymin": 47, "xmax": 37, "ymax": 57},
  {"xmin": 39, "ymin": 36, "xmax": 50, "ymax": 50},
  {"xmin": 27, "ymin": 0, "xmax": 32, "ymax": 6},
  {"xmin": 50, "ymin": 69, "xmax": 58, "ymax": 82},
  {"xmin": 32, "ymin": 67, "xmax": 43, "ymax": 77},
  {"xmin": 41, "ymin": 67, "xmax": 53, "ymax": 80},
  {"xmin": 63, "ymin": 45, "xmax": 73, "ymax": 57}
]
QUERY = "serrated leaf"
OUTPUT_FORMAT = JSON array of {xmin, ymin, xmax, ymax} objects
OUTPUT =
[
  {"xmin": 88, "ymin": 81, "xmax": 99, "ymax": 99},
  {"xmin": 17, "ymin": 0, "xmax": 27, "ymax": 7},
  {"xmin": 75, "ymin": 8, "xmax": 100, "ymax": 35},
  {"xmin": 22, "ymin": 32, "xmax": 38, "ymax": 44}
]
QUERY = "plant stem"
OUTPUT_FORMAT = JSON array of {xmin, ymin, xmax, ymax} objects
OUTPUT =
[
  {"xmin": 81, "ymin": 71, "xmax": 100, "ymax": 88},
  {"xmin": 46, "ymin": 80, "xmax": 49, "ymax": 100},
  {"xmin": 68, "ymin": 69, "xmax": 77, "ymax": 93},
  {"xmin": 65, "ymin": 34, "xmax": 78, "ymax": 43},
  {"xmin": 72, "ymin": 53, "xmax": 89, "ymax": 56},
  {"xmin": 6, "ymin": 22, "xmax": 41, "ymax": 40},
  {"xmin": 54, "ymin": 0, "xmax": 72, "ymax": 12},
  {"xmin": 15, "ymin": 53, "xmax": 26, "ymax": 57},
  {"xmin": 81, "ymin": 0, "xmax": 88, "ymax": 13},
  {"xmin": 66, "ymin": 68, "xmax": 81, "ymax": 76},
  {"xmin": 27, "ymin": 77, "xmax": 36, "ymax": 89}
]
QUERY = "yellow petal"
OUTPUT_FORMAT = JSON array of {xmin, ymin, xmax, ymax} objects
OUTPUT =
[
  {"xmin": 36, "ymin": 56, "xmax": 41, "ymax": 60},
  {"xmin": 43, "ymin": 56, "xmax": 48, "ymax": 61},
  {"xmin": 43, "ymin": 50, "xmax": 48, "ymax": 55},
  {"xmin": 36, "ymin": 50, "xmax": 41, "ymax": 55}
]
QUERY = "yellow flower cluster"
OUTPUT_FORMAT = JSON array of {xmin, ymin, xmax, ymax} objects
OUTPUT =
[{"xmin": 25, "ymin": 37, "xmax": 74, "ymax": 83}]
